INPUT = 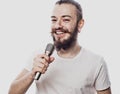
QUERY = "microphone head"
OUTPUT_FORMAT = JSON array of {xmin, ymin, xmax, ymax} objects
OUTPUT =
[{"xmin": 45, "ymin": 43, "xmax": 54, "ymax": 56}]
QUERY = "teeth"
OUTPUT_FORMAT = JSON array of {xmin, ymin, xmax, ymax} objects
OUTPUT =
[{"xmin": 56, "ymin": 32, "xmax": 64, "ymax": 34}]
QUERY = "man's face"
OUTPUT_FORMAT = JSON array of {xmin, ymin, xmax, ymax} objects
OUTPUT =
[{"xmin": 51, "ymin": 4, "xmax": 78, "ymax": 50}]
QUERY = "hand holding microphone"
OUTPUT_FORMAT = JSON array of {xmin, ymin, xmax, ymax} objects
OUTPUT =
[{"xmin": 33, "ymin": 43, "xmax": 54, "ymax": 80}]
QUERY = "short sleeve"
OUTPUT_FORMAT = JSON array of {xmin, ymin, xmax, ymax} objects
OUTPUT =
[{"xmin": 94, "ymin": 58, "xmax": 111, "ymax": 90}]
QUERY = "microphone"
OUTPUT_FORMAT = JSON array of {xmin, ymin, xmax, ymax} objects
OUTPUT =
[{"xmin": 34, "ymin": 43, "xmax": 54, "ymax": 80}]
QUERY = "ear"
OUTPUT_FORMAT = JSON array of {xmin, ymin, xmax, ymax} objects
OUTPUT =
[{"xmin": 78, "ymin": 19, "xmax": 84, "ymax": 33}]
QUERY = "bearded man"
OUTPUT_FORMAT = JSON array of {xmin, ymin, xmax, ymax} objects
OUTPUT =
[{"xmin": 9, "ymin": 0, "xmax": 111, "ymax": 94}]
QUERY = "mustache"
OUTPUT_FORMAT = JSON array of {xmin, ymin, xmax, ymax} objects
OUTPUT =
[{"xmin": 51, "ymin": 28, "xmax": 71, "ymax": 34}]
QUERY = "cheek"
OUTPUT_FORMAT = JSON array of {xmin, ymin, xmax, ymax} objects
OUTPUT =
[
  {"xmin": 67, "ymin": 26, "xmax": 75, "ymax": 33},
  {"xmin": 51, "ymin": 25, "xmax": 54, "ymax": 30},
  {"xmin": 51, "ymin": 23, "xmax": 55, "ymax": 29},
  {"xmin": 65, "ymin": 22, "xmax": 76, "ymax": 31}
]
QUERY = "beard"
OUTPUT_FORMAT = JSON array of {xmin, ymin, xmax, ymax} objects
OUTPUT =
[{"xmin": 51, "ymin": 25, "xmax": 78, "ymax": 51}]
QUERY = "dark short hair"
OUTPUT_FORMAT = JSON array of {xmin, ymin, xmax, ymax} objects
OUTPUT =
[{"xmin": 55, "ymin": 0, "xmax": 83, "ymax": 22}]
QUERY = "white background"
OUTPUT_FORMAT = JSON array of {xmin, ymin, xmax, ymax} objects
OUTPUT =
[{"xmin": 0, "ymin": 0, "xmax": 119, "ymax": 94}]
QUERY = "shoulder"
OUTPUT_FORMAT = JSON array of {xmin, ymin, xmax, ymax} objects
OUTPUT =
[
  {"xmin": 81, "ymin": 47, "xmax": 106, "ymax": 67},
  {"xmin": 82, "ymin": 48, "xmax": 103, "ymax": 60}
]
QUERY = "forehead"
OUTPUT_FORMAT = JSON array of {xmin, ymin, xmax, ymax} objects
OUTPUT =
[{"xmin": 52, "ymin": 4, "xmax": 77, "ymax": 18}]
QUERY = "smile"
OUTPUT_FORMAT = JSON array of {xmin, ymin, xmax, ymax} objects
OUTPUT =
[{"xmin": 55, "ymin": 31, "xmax": 64, "ymax": 35}]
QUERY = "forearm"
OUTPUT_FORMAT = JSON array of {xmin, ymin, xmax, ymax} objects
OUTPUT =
[{"xmin": 8, "ymin": 71, "xmax": 34, "ymax": 94}]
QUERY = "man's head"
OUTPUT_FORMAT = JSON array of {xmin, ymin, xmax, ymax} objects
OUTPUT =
[{"xmin": 51, "ymin": 0, "xmax": 84, "ymax": 51}]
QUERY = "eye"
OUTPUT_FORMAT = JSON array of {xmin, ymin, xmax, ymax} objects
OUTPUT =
[
  {"xmin": 51, "ymin": 19, "xmax": 57, "ymax": 23},
  {"xmin": 63, "ymin": 19, "xmax": 70, "ymax": 22}
]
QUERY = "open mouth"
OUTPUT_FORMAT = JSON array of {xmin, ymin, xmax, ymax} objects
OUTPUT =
[
  {"xmin": 55, "ymin": 31, "xmax": 65, "ymax": 35},
  {"xmin": 54, "ymin": 31, "xmax": 67, "ymax": 38}
]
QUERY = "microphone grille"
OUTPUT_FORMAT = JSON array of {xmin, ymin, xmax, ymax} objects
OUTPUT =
[{"xmin": 45, "ymin": 43, "xmax": 54, "ymax": 56}]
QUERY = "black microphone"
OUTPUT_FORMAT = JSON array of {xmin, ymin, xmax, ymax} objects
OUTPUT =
[{"xmin": 34, "ymin": 43, "xmax": 54, "ymax": 80}]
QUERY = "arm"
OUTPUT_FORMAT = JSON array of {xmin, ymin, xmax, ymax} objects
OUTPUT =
[
  {"xmin": 8, "ymin": 54, "xmax": 54, "ymax": 94},
  {"xmin": 8, "ymin": 69, "xmax": 35, "ymax": 94},
  {"xmin": 97, "ymin": 87, "xmax": 111, "ymax": 94},
  {"xmin": 94, "ymin": 58, "xmax": 112, "ymax": 94}
]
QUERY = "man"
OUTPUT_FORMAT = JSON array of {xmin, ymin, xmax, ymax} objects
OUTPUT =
[{"xmin": 9, "ymin": 0, "xmax": 111, "ymax": 94}]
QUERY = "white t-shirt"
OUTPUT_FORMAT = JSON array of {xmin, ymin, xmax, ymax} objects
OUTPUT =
[{"xmin": 25, "ymin": 47, "xmax": 111, "ymax": 94}]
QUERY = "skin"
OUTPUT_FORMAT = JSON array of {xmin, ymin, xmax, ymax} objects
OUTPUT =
[
  {"xmin": 51, "ymin": 4, "xmax": 84, "ymax": 58},
  {"xmin": 8, "ymin": 55, "xmax": 54, "ymax": 94},
  {"xmin": 8, "ymin": 4, "xmax": 111, "ymax": 94}
]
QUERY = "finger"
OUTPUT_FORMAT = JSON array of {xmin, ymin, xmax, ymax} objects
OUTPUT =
[
  {"xmin": 32, "ymin": 66, "xmax": 43, "ymax": 74},
  {"xmin": 39, "ymin": 54, "xmax": 50, "ymax": 62},
  {"xmin": 34, "ymin": 57, "xmax": 45, "ymax": 64},
  {"xmin": 32, "ymin": 64, "xmax": 47, "ymax": 74},
  {"xmin": 35, "ymin": 54, "xmax": 53, "ymax": 63},
  {"xmin": 49, "ymin": 57, "xmax": 55, "ymax": 63},
  {"xmin": 42, "ymin": 68, "xmax": 47, "ymax": 74},
  {"xmin": 33, "ymin": 59, "xmax": 49, "ymax": 72}
]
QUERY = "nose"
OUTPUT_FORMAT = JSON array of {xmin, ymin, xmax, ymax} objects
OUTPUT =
[{"xmin": 54, "ymin": 20, "xmax": 63, "ymax": 29}]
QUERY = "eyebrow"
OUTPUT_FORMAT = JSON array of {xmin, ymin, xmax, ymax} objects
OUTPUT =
[{"xmin": 51, "ymin": 15, "xmax": 72, "ymax": 18}]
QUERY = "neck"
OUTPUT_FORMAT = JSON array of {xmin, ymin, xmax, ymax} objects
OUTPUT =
[{"xmin": 57, "ymin": 41, "xmax": 81, "ymax": 58}]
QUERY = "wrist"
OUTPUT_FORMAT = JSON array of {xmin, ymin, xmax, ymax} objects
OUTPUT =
[{"xmin": 28, "ymin": 71, "xmax": 36, "ymax": 80}]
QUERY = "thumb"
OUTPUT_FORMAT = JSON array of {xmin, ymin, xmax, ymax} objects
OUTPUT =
[{"xmin": 49, "ymin": 57, "xmax": 55, "ymax": 63}]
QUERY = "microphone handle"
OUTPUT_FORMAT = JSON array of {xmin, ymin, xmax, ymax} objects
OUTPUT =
[{"xmin": 34, "ymin": 72, "xmax": 41, "ymax": 80}]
